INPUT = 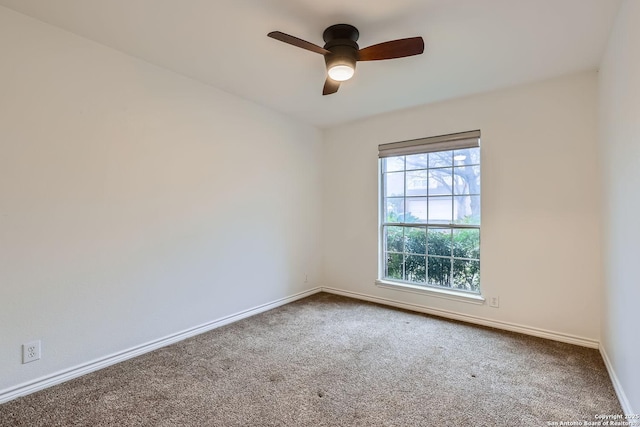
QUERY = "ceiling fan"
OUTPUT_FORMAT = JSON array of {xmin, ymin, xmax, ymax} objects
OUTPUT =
[{"xmin": 268, "ymin": 24, "xmax": 424, "ymax": 95}]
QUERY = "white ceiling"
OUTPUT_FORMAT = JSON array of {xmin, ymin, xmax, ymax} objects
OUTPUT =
[{"xmin": 0, "ymin": 0, "xmax": 622, "ymax": 128}]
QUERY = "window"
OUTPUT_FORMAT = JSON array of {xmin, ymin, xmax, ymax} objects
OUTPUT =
[{"xmin": 379, "ymin": 130, "xmax": 481, "ymax": 294}]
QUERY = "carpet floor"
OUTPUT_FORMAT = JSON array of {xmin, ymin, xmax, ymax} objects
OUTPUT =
[{"xmin": 0, "ymin": 292, "xmax": 622, "ymax": 426}]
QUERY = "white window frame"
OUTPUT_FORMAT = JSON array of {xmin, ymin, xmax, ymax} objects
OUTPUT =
[{"xmin": 376, "ymin": 130, "xmax": 484, "ymax": 304}]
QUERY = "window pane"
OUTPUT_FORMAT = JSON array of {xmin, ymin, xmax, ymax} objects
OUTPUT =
[
  {"xmin": 385, "ymin": 253, "xmax": 404, "ymax": 280},
  {"xmin": 429, "ymin": 151, "xmax": 452, "ymax": 168},
  {"xmin": 428, "ymin": 196, "xmax": 453, "ymax": 223},
  {"xmin": 405, "ymin": 255, "xmax": 426, "ymax": 283},
  {"xmin": 406, "ymin": 170, "xmax": 429, "ymax": 196},
  {"xmin": 453, "ymin": 259, "xmax": 480, "ymax": 292},
  {"xmin": 405, "ymin": 227, "xmax": 426, "ymax": 255},
  {"xmin": 379, "ymin": 142, "xmax": 480, "ymax": 294},
  {"xmin": 453, "ymin": 148, "xmax": 480, "ymax": 166},
  {"xmin": 428, "ymin": 256, "xmax": 451, "ymax": 288},
  {"xmin": 385, "ymin": 226, "xmax": 404, "ymax": 253},
  {"xmin": 384, "ymin": 171, "xmax": 404, "ymax": 197},
  {"xmin": 453, "ymin": 229, "xmax": 480, "ymax": 260},
  {"xmin": 405, "ymin": 197, "xmax": 428, "ymax": 223},
  {"xmin": 384, "ymin": 198, "xmax": 404, "ymax": 222},
  {"xmin": 428, "ymin": 168, "xmax": 453, "ymax": 195},
  {"xmin": 427, "ymin": 227, "xmax": 452, "ymax": 257},
  {"xmin": 383, "ymin": 156, "xmax": 405, "ymax": 172},
  {"xmin": 453, "ymin": 165, "xmax": 480, "ymax": 195},
  {"xmin": 453, "ymin": 195, "xmax": 480, "ymax": 224},
  {"xmin": 405, "ymin": 153, "xmax": 428, "ymax": 170}
]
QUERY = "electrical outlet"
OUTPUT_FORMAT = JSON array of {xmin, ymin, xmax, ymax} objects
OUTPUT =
[
  {"xmin": 304, "ymin": 274, "xmax": 308, "ymax": 283},
  {"xmin": 489, "ymin": 297, "xmax": 500, "ymax": 308},
  {"xmin": 22, "ymin": 340, "xmax": 41, "ymax": 364}
]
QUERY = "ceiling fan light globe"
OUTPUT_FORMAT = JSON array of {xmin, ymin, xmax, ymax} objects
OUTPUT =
[{"xmin": 328, "ymin": 65, "xmax": 354, "ymax": 81}]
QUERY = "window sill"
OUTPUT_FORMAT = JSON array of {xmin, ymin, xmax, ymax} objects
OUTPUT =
[{"xmin": 375, "ymin": 280, "xmax": 485, "ymax": 305}]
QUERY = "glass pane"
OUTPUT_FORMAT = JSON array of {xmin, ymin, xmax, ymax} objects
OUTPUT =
[
  {"xmin": 405, "ymin": 197, "xmax": 428, "ymax": 223},
  {"xmin": 453, "ymin": 195, "xmax": 480, "ymax": 224},
  {"xmin": 453, "ymin": 165, "xmax": 480, "ymax": 195},
  {"xmin": 406, "ymin": 170, "xmax": 429, "ymax": 196},
  {"xmin": 428, "ymin": 256, "xmax": 451, "ymax": 288},
  {"xmin": 428, "ymin": 168, "xmax": 453, "ymax": 196},
  {"xmin": 384, "ymin": 198, "xmax": 404, "ymax": 222},
  {"xmin": 405, "ymin": 255, "xmax": 426, "ymax": 283},
  {"xmin": 428, "ymin": 196, "xmax": 452, "ymax": 223},
  {"xmin": 427, "ymin": 227, "xmax": 452, "ymax": 257},
  {"xmin": 453, "ymin": 229, "xmax": 480, "ymax": 260},
  {"xmin": 405, "ymin": 153, "xmax": 429, "ymax": 170},
  {"xmin": 385, "ymin": 226, "xmax": 404, "ymax": 253},
  {"xmin": 453, "ymin": 148, "xmax": 480, "ymax": 166},
  {"xmin": 429, "ymin": 151, "xmax": 452, "ymax": 168},
  {"xmin": 405, "ymin": 227, "xmax": 426, "ymax": 255},
  {"xmin": 385, "ymin": 253, "xmax": 404, "ymax": 280},
  {"xmin": 452, "ymin": 259, "xmax": 480, "ymax": 292},
  {"xmin": 383, "ymin": 156, "xmax": 405, "ymax": 173},
  {"xmin": 384, "ymin": 172, "xmax": 404, "ymax": 197}
]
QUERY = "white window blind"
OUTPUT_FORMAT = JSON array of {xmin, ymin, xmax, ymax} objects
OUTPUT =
[{"xmin": 378, "ymin": 130, "xmax": 480, "ymax": 158}]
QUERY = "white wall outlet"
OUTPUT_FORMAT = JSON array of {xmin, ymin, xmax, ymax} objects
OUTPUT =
[
  {"xmin": 22, "ymin": 340, "xmax": 41, "ymax": 364},
  {"xmin": 304, "ymin": 274, "xmax": 308, "ymax": 283},
  {"xmin": 489, "ymin": 297, "xmax": 500, "ymax": 308}
]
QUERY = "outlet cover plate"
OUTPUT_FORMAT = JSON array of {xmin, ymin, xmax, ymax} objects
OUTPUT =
[{"xmin": 23, "ymin": 340, "xmax": 41, "ymax": 364}]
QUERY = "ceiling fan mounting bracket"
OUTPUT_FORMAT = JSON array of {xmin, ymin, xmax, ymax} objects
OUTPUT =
[{"xmin": 322, "ymin": 24, "xmax": 359, "ymax": 43}]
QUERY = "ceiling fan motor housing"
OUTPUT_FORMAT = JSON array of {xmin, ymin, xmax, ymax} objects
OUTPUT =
[
  {"xmin": 323, "ymin": 24, "xmax": 359, "ymax": 76},
  {"xmin": 324, "ymin": 42, "xmax": 358, "ymax": 74}
]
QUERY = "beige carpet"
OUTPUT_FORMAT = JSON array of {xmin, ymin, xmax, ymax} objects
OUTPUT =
[{"xmin": 0, "ymin": 293, "xmax": 621, "ymax": 426}]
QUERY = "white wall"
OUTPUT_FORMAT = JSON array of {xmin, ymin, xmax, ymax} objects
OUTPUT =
[
  {"xmin": 598, "ymin": 0, "xmax": 640, "ymax": 414},
  {"xmin": 0, "ymin": 6, "xmax": 323, "ymax": 393},
  {"xmin": 323, "ymin": 71, "xmax": 601, "ymax": 343}
]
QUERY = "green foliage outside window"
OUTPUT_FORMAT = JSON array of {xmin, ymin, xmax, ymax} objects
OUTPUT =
[{"xmin": 385, "ymin": 226, "xmax": 480, "ymax": 292}]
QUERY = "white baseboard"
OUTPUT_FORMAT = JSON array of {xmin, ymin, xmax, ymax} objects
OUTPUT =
[
  {"xmin": 320, "ymin": 287, "xmax": 599, "ymax": 349},
  {"xmin": 0, "ymin": 286, "xmax": 610, "ymax": 405},
  {"xmin": 0, "ymin": 287, "xmax": 322, "ymax": 405},
  {"xmin": 600, "ymin": 345, "xmax": 635, "ymax": 415}
]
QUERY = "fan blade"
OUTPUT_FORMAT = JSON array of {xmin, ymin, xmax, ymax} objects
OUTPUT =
[
  {"xmin": 323, "ymin": 78, "xmax": 340, "ymax": 95},
  {"xmin": 268, "ymin": 31, "xmax": 330, "ymax": 55},
  {"xmin": 358, "ymin": 37, "xmax": 424, "ymax": 61}
]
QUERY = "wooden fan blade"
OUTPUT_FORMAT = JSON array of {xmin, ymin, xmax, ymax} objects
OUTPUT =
[
  {"xmin": 268, "ymin": 31, "xmax": 331, "ymax": 55},
  {"xmin": 358, "ymin": 37, "xmax": 424, "ymax": 61},
  {"xmin": 323, "ymin": 78, "xmax": 340, "ymax": 95}
]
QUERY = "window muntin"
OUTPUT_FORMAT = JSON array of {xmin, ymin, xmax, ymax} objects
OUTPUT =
[{"xmin": 380, "ymin": 143, "xmax": 480, "ymax": 294}]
